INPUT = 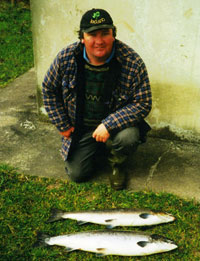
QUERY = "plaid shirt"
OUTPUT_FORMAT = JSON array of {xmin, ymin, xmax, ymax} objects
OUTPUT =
[{"xmin": 42, "ymin": 40, "xmax": 152, "ymax": 161}]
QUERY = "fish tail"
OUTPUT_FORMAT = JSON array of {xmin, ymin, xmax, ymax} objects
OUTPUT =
[
  {"xmin": 46, "ymin": 208, "xmax": 65, "ymax": 223},
  {"xmin": 33, "ymin": 232, "xmax": 50, "ymax": 247}
]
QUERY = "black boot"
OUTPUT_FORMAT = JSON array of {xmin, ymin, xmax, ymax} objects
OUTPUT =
[
  {"xmin": 108, "ymin": 149, "xmax": 127, "ymax": 190},
  {"xmin": 109, "ymin": 163, "xmax": 127, "ymax": 190}
]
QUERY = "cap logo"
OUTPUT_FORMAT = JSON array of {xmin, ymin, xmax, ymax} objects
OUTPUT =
[
  {"xmin": 90, "ymin": 17, "xmax": 105, "ymax": 24},
  {"xmin": 92, "ymin": 11, "xmax": 100, "ymax": 19},
  {"xmin": 90, "ymin": 12, "xmax": 105, "ymax": 25}
]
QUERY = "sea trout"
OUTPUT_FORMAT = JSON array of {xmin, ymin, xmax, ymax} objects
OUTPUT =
[
  {"xmin": 47, "ymin": 208, "xmax": 175, "ymax": 228},
  {"xmin": 35, "ymin": 230, "xmax": 178, "ymax": 256}
]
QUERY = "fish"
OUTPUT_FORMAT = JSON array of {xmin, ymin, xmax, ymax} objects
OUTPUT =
[
  {"xmin": 46, "ymin": 208, "xmax": 175, "ymax": 228},
  {"xmin": 35, "ymin": 230, "xmax": 178, "ymax": 256}
]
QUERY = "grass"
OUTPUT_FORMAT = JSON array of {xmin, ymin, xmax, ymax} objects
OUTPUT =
[
  {"xmin": 0, "ymin": 1, "xmax": 33, "ymax": 88},
  {"xmin": 0, "ymin": 164, "xmax": 200, "ymax": 260}
]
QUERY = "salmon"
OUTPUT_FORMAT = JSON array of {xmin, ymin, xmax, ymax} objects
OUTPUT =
[
  {"xmin": 35, "ymin": 230, "xmax": 178, "ymax": 256},
  {"xmin": 47, "ymin": 208, "xmax": 175, "ymax": 228}
]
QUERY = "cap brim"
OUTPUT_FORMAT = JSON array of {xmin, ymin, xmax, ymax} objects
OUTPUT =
[{"xmin": 82, "ymin": 24, "xmax": 114, "ymax": 33}]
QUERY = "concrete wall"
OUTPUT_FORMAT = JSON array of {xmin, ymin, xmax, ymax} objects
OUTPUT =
[{"xmin": 30, "ymin": 0, "xmax": 200, "ymax": 141}]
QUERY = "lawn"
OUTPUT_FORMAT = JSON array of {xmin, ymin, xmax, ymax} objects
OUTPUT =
[
  {"xmin": 1, "ymin": 164, "xmax": 200, "ymax": 260},
  {"xmin": 0, "ymin": 1, "xmax": 33, "ymax": 88}
]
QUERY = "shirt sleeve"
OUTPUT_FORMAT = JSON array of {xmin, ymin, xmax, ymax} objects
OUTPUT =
[
  {"xmin": 42, "ymin": 53, "xmax": 71, "ymax": 132},
  {"xmin": 102, "ymin": 59, "xmax": 152, "ymax": 133}
]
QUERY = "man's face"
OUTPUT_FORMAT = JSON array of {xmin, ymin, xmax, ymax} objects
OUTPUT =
[{"xmin": 82, "ymin": 28, "xmax": 115, "ymax": 65}]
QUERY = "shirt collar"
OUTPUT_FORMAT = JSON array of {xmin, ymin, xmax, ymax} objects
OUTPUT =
[{"xmin": 83, "ymin": 43, "xmax": 115, "ymax": 64}]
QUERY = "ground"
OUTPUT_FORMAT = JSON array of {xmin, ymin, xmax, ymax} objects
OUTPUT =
[{"xmin": 0, "ymin": 68, "xmax": 200, "ymax": 201}]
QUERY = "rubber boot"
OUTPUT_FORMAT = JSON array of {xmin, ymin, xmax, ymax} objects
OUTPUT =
[{"xmin": 108, "ymin": 149, "xmax": 128, "ymax": 190}]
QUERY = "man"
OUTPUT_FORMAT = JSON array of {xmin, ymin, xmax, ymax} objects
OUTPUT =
[{"xmin": 42, "ymin": 8, "xmax": 152, "ymax": 190}]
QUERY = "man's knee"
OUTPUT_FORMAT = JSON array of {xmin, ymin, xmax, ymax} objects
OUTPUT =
[
  {"xmin": 65, "ymin": 161, "xmax": 92, "ymax": 183},
  {"xmin": 111, "ymin": 127, "xmax": 140, "ymax": 153}
]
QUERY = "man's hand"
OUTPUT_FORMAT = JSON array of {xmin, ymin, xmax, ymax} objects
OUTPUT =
[
  {"xmin": 92, "ymin": 123, "xmax": 110, "ymax": 143},
  {"xmin": 60, "ymin": 127, "xmax": 74, "ymax": 138}
]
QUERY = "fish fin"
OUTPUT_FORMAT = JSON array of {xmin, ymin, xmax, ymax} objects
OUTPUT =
[
  {"xmin": 139, "ymin": 213, "xmax": 150, "ymax": 219},
  {"xmin": 96, "ymin": 248, "xmax": 106, "ymax": 257},
  {"xmin": 77, "ymin": 220, "xmax": 88, "ymax": 225},
  {"xmin": 46, "ymin": 208, "xmax": 65, "ymax": 223},
  {"xmin": 65, "ymin": 247, "xmax": 75, "ymax": 252},
  {"xmin": 105, "ymin": 219, "xmax": 116, "ymax": 229},
  {"xmin": 105, "ymin": 219, "xmax": 115, "ymax": 222},
  {"xmin": 96, "ymin": 253, "xmax": 106, "ymax": 257},
  {"xmin": 137, "ymin": 241, "xmax": 149, "ymax": 247},
  {"xmin": 106, "ymin": 224, "xmax": 115, "ymax": 229},
  {"xmin": 33, "ymin": 232, "xmax": 50, "ymax": 247},
  {"xmin": 96, "ymin": 248, "xmax": 106, "ymax": 251}
]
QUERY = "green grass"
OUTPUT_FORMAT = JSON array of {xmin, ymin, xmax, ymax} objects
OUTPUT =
[
  {"xmin": 0, "ymin": 1, "xmax": 33, "ymax": 88},
  {"xmin": 0, "ymin": 164, "xmax": 200, "ymax": 260}
]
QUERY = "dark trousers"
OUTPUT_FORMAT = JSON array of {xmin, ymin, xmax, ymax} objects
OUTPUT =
[{"xmin": 65, "ymin": 127, "xmax": 140, "ymax": 182}]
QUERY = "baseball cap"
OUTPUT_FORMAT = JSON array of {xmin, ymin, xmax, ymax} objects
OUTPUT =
[{"xmin": 80, "ymin": 8, "xmax": 114, "ymax": 33}]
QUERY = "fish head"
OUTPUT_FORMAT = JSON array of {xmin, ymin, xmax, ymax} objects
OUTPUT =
[
  {"xmin": 150, "ymin": 234, "xmax": 178, "ymax": 252},
  {"xmin": 137, "ymin": 234, "xmax": 177, "ymax": 255},
  {"xmin": 152, "ymin": 212, "xmax": 176, "ymax": 224},
  {"xmin": 139, "ymin": 211, "xmax": 175, "ymax": 226}
]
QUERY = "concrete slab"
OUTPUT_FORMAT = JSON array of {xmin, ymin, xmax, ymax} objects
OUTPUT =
[{"xmin": 0, "ymin": 68, "xmax": 200, "ymax": 202}]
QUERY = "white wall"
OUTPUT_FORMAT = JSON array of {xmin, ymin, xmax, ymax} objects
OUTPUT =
[{"xmin": 30, "ymin": 0, "xmax": 200, "ymax": 140}]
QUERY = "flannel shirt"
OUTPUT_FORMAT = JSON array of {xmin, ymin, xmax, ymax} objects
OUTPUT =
[{"xmin": 42, "ymin": 39, "xmax": 152, "ymax": 161}]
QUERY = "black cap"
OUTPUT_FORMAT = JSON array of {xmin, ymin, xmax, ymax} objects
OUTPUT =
[{"xmin": 80, "ymin": 8, "xmax": 114, "ymax": 33}]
